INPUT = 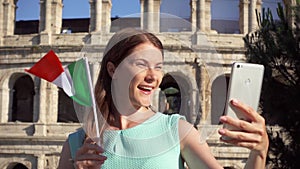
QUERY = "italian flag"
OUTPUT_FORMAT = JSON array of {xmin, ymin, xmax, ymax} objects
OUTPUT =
[{"xmin": 25, "ymin": 50, "xmax": 92, "ymax": 106}]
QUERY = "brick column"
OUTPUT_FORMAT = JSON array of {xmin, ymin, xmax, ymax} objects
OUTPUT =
[
  {"xmin": 256, "ymin": 0, "xmax": 262, "ymax": 13},
  {"xmin": 140, "ymin": 0, "xmax": 144, "ymax": 29},
  {"xmin": 153, "ymin": 0, "xmax": 161, "ymax": 32},
  {"xmin": 0, "ymin": 86, "xmax": 9, "ymax": 122},
  {"xmin": 89, "ymin": 0, "xmax": 102, "ymax": 32},
  {"xmin": 39, "ymin": 0, "xmax": 51, "ymax": 33},
  {"xmin": 249, "ymin": 0, "xmax": 257, "ymax": 32},
  {"xmin": 102, "ymin": 0, "xmax": 112, "ymax": 33},
  {"xmin": 34, "ymin": 80, "xmax": 46, "ymax": 136},
  {"xmin": 142, "ymin": 0, "xmax": 160, "ymax": 32},
  {"xmin": 205, "ymin": 0, "xmax": 212, "ymax": 32},
  {"xmin": 239, "ymin": 0, "xmax": 249, "ymax": 34},
  {"xmin": 195, "ymin": 0, "xmax": 209, "ymax": 45},
  {"xmin": 197, "ymin": 0, "xmax": 205, "ymax": 32},
  {"xmin": 51, "ymin": 0, "xmax": 63, "ymax": 34},
  {"xmin": 200, "ymin": 63, "xmax": 208, "ymax": 123},
  {"xmin": 190, "ymin": 0, "xmax": 197, "ymax": 32},
  {"xmin": 189, "ymin": 89, "xmax": 200, "ymax": 125},
  {"xmin": 36, "ymin": 154, "xmax": 45, "ymax": 169},
  {"xmin": 38, "ymin": 81, "xmax": 58, "ymax": 124},
  {"xmin": 0, "ymin": 0, "xmax": 4, "ymax": 45},
  {"xmin": 2, "ymin": 0, "xmax": 16, "ymax": 36},
  {"xmin": 39, "ymin": 0, "xmax": 63, "ymax": 44},
  {"xmin": 33, "ymin": 80, "xmax": 41, "ymax": 123}
]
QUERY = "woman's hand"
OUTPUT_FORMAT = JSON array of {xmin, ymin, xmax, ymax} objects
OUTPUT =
[
  {"xmin": 74, "ymin": 137, "xmax": 107, "ymax": 169},
  {"xmin": 218, "ymin": 99, "xmax": 269, "ymax": 156}
]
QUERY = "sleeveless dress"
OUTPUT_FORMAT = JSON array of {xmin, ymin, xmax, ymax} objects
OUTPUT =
[{"xmin": 68, "ymin": 112, "xmax": 185, "ymax": 169}]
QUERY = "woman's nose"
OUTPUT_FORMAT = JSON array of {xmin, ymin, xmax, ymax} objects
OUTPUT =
[{"xmin": 144, "ymin": 68, "xmax": 159, "ymax": 83}]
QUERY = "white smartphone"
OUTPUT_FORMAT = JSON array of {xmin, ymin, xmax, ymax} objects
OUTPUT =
[{"xmin": 222, "ymin": 62, "xmax": 264, "ymax": 135}]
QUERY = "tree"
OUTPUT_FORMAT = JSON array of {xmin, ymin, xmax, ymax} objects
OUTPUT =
[{"xmin": 243, "ymin": 2, "xmax": 300, "ymax": 168}]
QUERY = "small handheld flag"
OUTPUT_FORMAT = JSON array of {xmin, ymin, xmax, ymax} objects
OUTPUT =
[
  {"xmin": 25, "ymin": 50, "xmax": 100, "ymax": 140},
  {"xmin": 25, "ymin": 50, "xmax": 92, "ymax": 106}
]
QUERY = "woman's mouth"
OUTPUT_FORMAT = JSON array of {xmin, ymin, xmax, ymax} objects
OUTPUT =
[{"xmin": 137, "ymin": 85, "xmax": 153, "ymax": 95}]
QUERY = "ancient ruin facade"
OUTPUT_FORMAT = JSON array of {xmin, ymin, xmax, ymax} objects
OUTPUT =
[{"xmin": 0, "ymin": 0, "xmax": 293, "ymax": 168}]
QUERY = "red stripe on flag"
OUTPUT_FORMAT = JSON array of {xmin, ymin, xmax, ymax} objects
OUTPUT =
[{"xmin": 25, "ymin": 50, "xmax": 64, "ymax": 82}]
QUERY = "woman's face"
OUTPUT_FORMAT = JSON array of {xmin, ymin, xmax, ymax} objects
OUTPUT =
[{"xmin": 110, "ymin": 43, "xmax": 163, "ymax": 114}]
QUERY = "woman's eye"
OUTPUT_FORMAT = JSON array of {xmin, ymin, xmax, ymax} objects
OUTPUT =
[
  {"xmin": 155, "ymin": 65, "xmax": 163, "ymax": 70},
  {"xmin": 135, "ymin": 61, "xmax": 147, "ymax": 68}
]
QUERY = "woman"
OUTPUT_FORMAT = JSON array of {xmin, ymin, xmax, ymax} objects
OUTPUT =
[{"xmin": 58, "ymin": 28, "xmax": 269, "ymax": 169}]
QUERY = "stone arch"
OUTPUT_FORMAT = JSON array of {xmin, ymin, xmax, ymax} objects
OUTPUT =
[
  {"xmin": 0, "ymin": 71, "xmax": 11, "ymax": 122},
  {"xmin": 211, "ymin": 73, "xmax": 229, "ymax": 124},
  {"xmin": 9, "ymin": 73, "xmax": 35, "ymax": 122},
  {"xmin": 7, "ymin": 162, "xmax": 29, "ymax": 169},
  {"xmin": 160, "ymin": 70, "xmax": 199, "ymax": 124},
  {"xmin": 0, "ymin": 71, "xmax": 30, "ymax": 122},
  {"xmin": 159, "ymin": 74, "xmax": 181, "ymax": 115},
  {"xmin": 0, "ymin": 161, "xmax": 30, "ymax": 169},
  {"xmin": 0, "ymin": 71, "xmax": 39, "ymax": 123}
]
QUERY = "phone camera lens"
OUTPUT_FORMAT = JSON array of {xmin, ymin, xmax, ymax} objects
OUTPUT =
[{"xmin": 237, "ymin": 64, "xmax": 240, "ymax": 68}]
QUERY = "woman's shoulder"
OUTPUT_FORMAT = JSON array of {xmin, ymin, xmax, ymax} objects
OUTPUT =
[
  {"xmin": 156, "ymin": 112, "xmax": 186, "ymax": 125},
  {"xmin": 144, "ymin": 112, "xmax": 187, "ymax": 134}
]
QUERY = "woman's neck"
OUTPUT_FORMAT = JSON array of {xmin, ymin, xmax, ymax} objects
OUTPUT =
[{"xmin": 110, "ymin": 106, "xmax": 155, "ymax": 130}]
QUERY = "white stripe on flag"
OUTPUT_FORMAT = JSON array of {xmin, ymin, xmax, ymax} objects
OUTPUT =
[{"xmin": 52, "ymin": 71, "xmax": 74, "ymax": 96}]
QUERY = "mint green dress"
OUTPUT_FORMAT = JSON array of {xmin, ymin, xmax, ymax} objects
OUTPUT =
[{"xmin": 68, "ymin": 113, "xmax": 185, "ymax": 169}]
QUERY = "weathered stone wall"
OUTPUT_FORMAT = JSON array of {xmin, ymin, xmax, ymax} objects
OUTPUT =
[{"xmin": 0, "ymin": 0, "xmax": 283, "ymax": 168}]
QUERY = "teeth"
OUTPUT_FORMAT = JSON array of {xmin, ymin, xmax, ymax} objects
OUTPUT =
[
  {"xmin": 143, "ymin": 87, "xmax": 152, "ymax": 90},
  {"xmin": 139, "ymin": 86, "xmax": 152, "ymax": 91}
]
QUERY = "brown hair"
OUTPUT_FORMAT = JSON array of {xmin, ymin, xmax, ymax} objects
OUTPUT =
[{"xmin": 94, "ymin": 28, "xmax": 163, "ymax": 126}]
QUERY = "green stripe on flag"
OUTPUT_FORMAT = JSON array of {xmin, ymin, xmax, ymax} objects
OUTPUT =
[{"xmin": 67, "ymin": 58, "xmax": 92, "ymax": 106}]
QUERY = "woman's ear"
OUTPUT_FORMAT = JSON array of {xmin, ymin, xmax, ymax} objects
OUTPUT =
[{"xmin": 107, "ymin": 62, "xmax": 116, "ymax": 78}]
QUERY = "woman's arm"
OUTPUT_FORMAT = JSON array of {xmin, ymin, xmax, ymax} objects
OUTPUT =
[
  {"xmin": 218, "ymin": 99, "xmax": 269, "ymax": 169},
  {"xmin": 179, "ymin": 120, "xmax": 223, "ymax": 169},
  {"xmin": 58, "ymin": 139, "xmax": 75, "ymax": 169},
  {"xmin": 180, "ymin": 99, "xmax": 269, "ymax": 169}
]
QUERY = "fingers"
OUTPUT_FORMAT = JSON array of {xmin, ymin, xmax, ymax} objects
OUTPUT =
[
  {"xmin": 219, "ymin": 99, "xmax": 269, "ymax": 152},
  {"xmin": 74, "ymin": 137, "xmax": 107, "ymax": 169},
  {"xmin": 219, "ymin": 115, "xmax": 264, "ymax": 135},
  {"xmin": 77, "ymin": 138, "xmax": 105, "ymax": 156},
  {"xmin": 76, "ymin": 153, "xmax": 107, "ymax": 161},
  {"xmin": 219, "ymin": 126, "xmax": 268, "ymax": 152},
  {"xmin": 229, "ymin": 99, "xmax": 264, "ymax": 123},
  {"xmin": 219, "ymin": 127, "xmax": 263, "ymax": 144},
  {"xmin": 75, "ymin": 160, "xmax": 105, "ymax": 169}
]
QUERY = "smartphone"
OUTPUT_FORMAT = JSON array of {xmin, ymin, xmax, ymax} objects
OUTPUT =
[{"xmin": 222, "ymin": 62, "xmax": 264, "ymax": 136}]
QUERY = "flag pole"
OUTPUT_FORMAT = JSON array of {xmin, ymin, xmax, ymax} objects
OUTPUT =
[{"xmin": 83, "ymin": 57, "xmax": 101, "ymax": 144}]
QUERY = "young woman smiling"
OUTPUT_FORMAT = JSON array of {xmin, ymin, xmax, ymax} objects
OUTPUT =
[{"xmin": 58, "ymin": 28, "xmax": 269, "ymax": 169}]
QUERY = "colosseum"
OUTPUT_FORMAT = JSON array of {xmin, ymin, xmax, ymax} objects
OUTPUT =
[{"xmin": 0, "ymin": 0, "xmax": 289, "ymax": 168}]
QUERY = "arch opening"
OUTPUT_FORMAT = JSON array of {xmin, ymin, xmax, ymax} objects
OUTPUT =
[
  {"xmin": 57, "ymin": 88, "xmax": 79, "ymax": 123},
  {"xmin": 211, "ymin": 74, "xmax": 229, "ymax": 125},
  {"xmin": 7, "ymin": 162, "xmax": 29, "ymax": 169},
  {"xmin": 15, "ymin": 0, "xmax": 40, "ymax": 34},
  {"xmin": 10, "ymin": 75, "xmax": 35, "ymax": 122}
]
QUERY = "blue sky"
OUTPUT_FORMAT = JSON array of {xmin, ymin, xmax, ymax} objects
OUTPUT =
[
  {"xmin": 16, "ymin": 0, "xmax": 281, "ymax": 21},
  {"xmin": 16, "ymin": 0, "xmax": 141, "ymax": 20}
]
